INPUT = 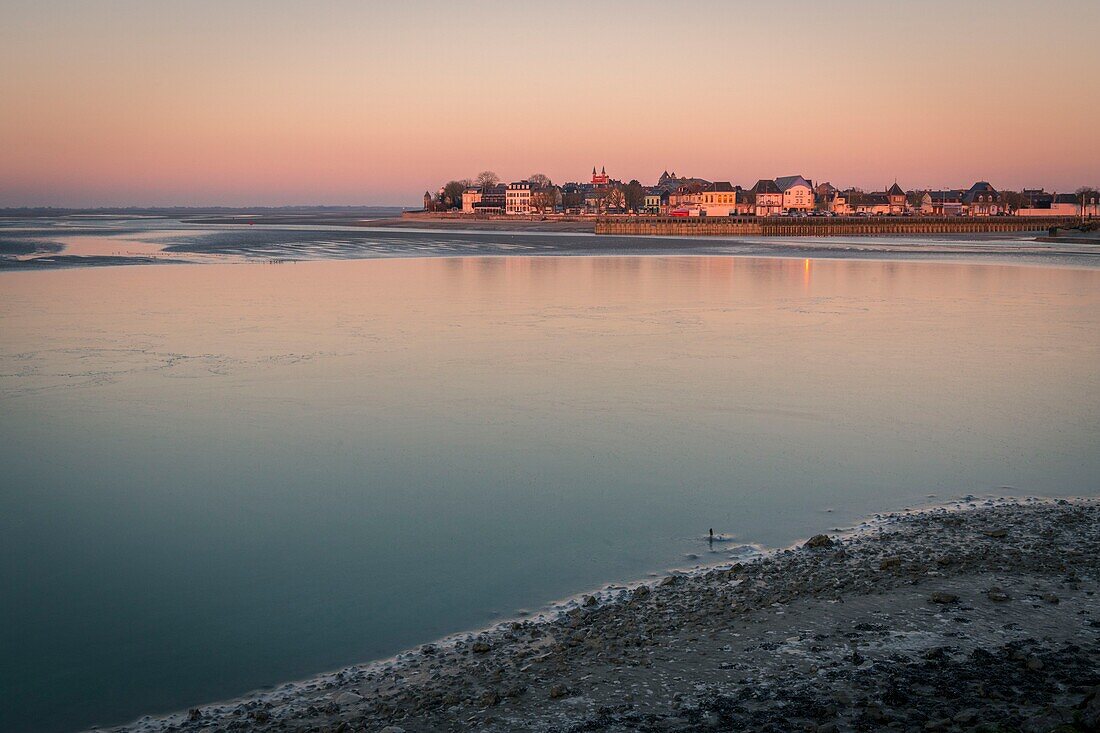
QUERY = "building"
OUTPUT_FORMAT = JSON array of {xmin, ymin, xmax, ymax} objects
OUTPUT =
[
  {"xmin": 505, "ymin": 181, "xmax": 534, "ymax": 215},
  {"xmin": 657, "ymin": 171, "xmax": 711, "ymax": 191},
  {"xmin": 887, "ymin": 182, "xmax": 907, "ymax": 214},
  {"xmin": 571, "ymin": 166, "xmax": 624, "ymax": 214},
  {"xmin": 1024, "ymin": 189, "xmax": 1055, "ymax": 209},
  {"xmin": 1052, "ymin": 194, "xmax": 1081, "ymax": 215},
  {"xmin": 1053, "ymin": 192, "xmax": 1098, "ymax": 217},
  {"xmin": 464, "ymin": 184, "xmax": 505, "ymax": 214},
  {"xmin": 815, "ymin": 182, "xmax": 837, "ymax": 210},
  {"xmin": 908, "ymin": 190, "xmax": 934, "ymax": 215},
  {"xmin": 829, "ymin": 183, "xmax": 907, "ymax": 216},
  {"xmin": 1016, "ymin": 190, "xmax": 1100, "ymax": 217},
  {"xmin": 669, "ymin": 182, "xmax": 707, "ymax": 209},
  {"xmin": 730, "ymin": 188, "xmax": 756, "ymax": 216},
  {"xmin": 559, "ymin": 182, "xmax": 586, "ymax": 214},
  {"xmin": 644, "ymin": 188, "xmax": 670, "ymax": 215},
  {"xmin": 775, "ymin": 175, "xmax": 815, "ymax": 212},
  {"xmin": 928, "ymin": 190, "xmax": 966, "ymax": 216},
  {"xmin": 1015, "ymin": 190, "xmax": 1059, "ymax": 216},
  {"xmin": 822, "ymin": 189, "xmax": 849, "ymax": 215},
  {"xmin": 482, "ymin": 184, "xmax": 507, "ymax": 212},
  {"xmin": 461, "ymin": 187, "xmax": 482, "ymax": 213},
  {"xmin": 1083, "ymin": 191, "xmax": 1100, "ymax": 217},
  {"xmin": 751, "ymin": 179, "xmax": 783, "ymax": 216},
  {"xmin": 962, "ymin": 181, "xmax": 1001, "ymax": 216},
  {"xmin": 696, "ymin": 182, "xmax": 736, "ymax": 216},
  {"xmin": 850, "ymin": 191, "xmax": 892, "ymax": 215}
]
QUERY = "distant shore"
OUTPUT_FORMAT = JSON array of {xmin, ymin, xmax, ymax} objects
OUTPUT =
[
  {"xmin": 190, "ymin": 214, "xmax": 598, "ymax": 232},
  {"xmin": 102, "ymin": 497, "xmax": 1100, "ymax": 733}
]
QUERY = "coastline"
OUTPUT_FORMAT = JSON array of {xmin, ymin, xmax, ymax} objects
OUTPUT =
[
  {"xmin": 99, "ymin": 497, "xmax": 1100, "ymax": 733},
  {"xmin": 5, "ymin": 224, "xmax": 1100, "ymax": 273}
]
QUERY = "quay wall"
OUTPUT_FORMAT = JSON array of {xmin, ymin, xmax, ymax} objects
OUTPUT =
[{"xmin": 594, "ymin": 216, "xmax": 1081, "ymax": 237}]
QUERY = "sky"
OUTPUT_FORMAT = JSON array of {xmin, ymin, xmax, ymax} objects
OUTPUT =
[{"xmin": 1, "ymin": 0, "xmax": 1098, "ymax": 207}]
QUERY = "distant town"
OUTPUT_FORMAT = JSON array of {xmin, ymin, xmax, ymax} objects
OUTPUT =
[{"xmin": 425, "ymin": 168, "xmax": 1099, "ymax": 219}]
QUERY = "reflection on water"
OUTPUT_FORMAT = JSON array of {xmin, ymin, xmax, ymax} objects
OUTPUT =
[{"xmin": 1, "ymin": 256, "xmax": 1098, "ymax": 732}]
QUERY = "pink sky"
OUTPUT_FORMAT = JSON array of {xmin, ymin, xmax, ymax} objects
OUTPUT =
[{"xmin": 1, "ymin": 0, "xmax": 1097, "ymax": 207}]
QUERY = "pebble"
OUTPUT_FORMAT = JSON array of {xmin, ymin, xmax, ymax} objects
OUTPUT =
[{"xmin": 333, "ymin": 691, "xmax": 362, "ymax": 705}]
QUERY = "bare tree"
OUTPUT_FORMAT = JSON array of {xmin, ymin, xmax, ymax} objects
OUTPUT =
[
  {"xmin": 590, "ymin": 186, "xmax": 611, "ymax": 213},
  {"xmin": 1000, "ymin": 190, "xmax": 1025, "ymax": 213},
  {"xmin": 475, "ymin": 171, "xmax": 500, "ymax": 189},
  {"xmin": 531, "ymin": 186, "xmax": 562, "ymax": 214},
  {"xmin": 605, "ymin": 186, "xmax": 626, "ymax": 212},
  {"xmin": 529, "ymin": 190, "xmax": 551, "ymax": 214},
  {"xmin": 546, "ymin": 187, "xmax": 562, "ymax": 212},
  {"xmin": 528, "ymin": 173, "xmax": 552, "ymax": 189}
]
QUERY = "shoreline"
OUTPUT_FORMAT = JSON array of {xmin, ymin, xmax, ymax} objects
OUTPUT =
[
  {"xmin": 187, "ymin": 216, "xmax": 597, "ymax": 231},
  {"xmin": 99, "ymin": 497, "xmax": 1100, "ymax": 733},
  {"xmin": 188, "ymin": 213, "xmax": 1087, "ymax": 241},
  {"xmin": 5, "ymin": 226, "xmax": 1100, "ymax": 273}
]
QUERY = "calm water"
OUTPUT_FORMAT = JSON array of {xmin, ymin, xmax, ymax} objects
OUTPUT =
[{"xmin": 1, "ymin": 253, "xmax": 1098, "ymax": 732}]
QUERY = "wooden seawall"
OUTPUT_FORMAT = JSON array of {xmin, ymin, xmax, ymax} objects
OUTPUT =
[{"xmin": 594, "ymin": 216, "xmax": 1080, "ymax": 237}]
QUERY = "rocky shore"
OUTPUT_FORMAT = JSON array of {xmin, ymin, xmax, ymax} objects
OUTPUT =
[{"xmin": 101, "ymin": 498, "xmax": 1099, "ymax": 733}]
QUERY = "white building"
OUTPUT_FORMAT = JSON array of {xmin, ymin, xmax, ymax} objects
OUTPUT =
[
  {"xmin": 505, "ymin": 181, "xmax": 534, "ymax": 215},
  {"xmin": 775, "ymin": 175, "xmax": 814, "ymax": 212}
]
